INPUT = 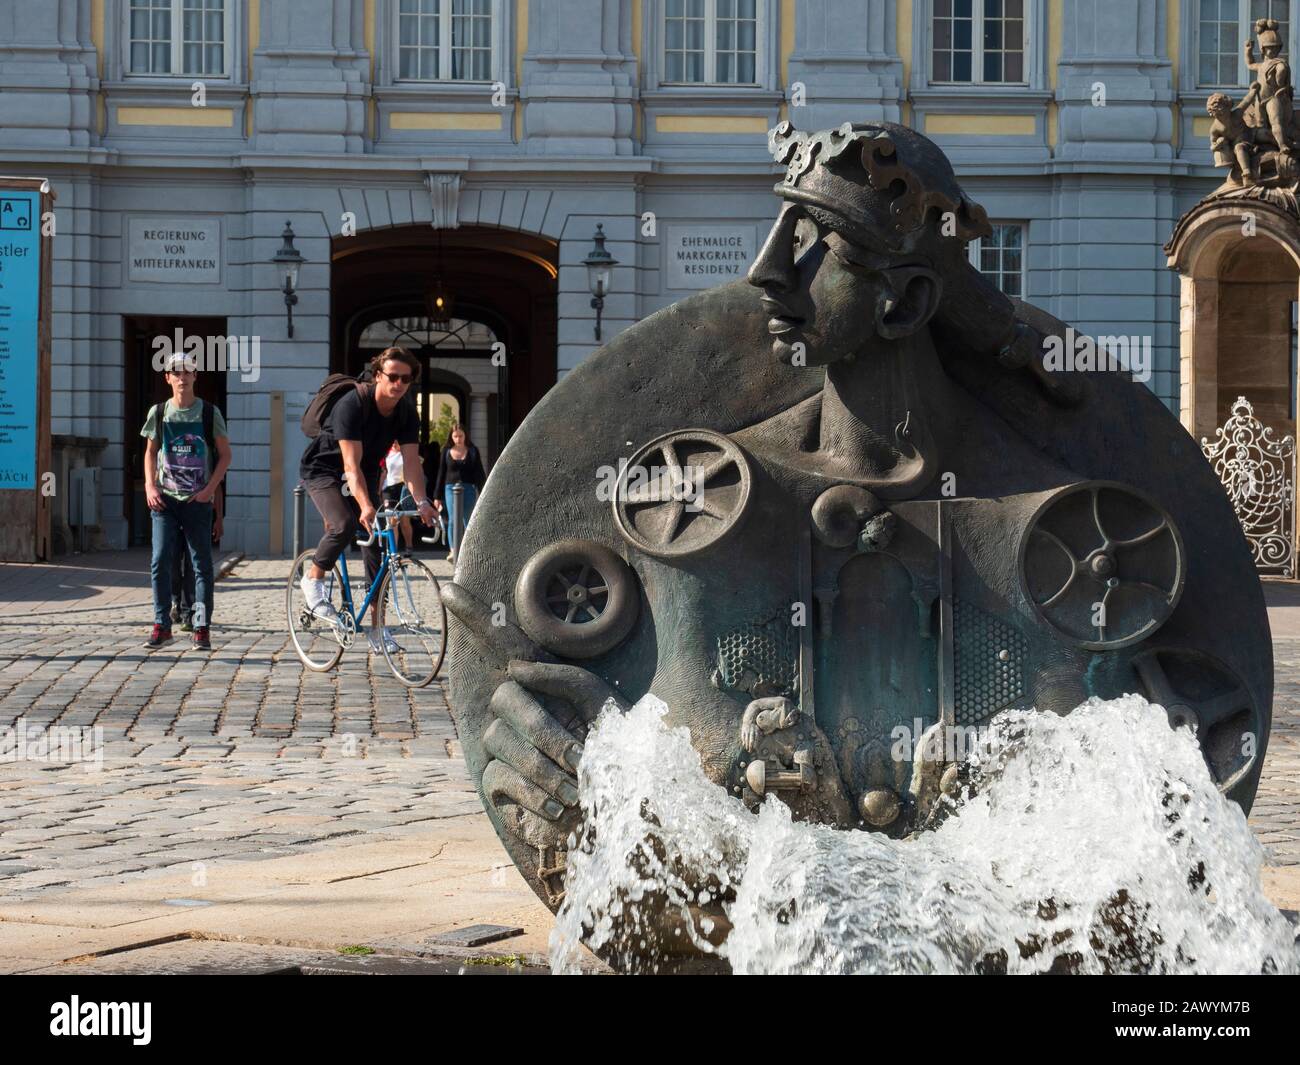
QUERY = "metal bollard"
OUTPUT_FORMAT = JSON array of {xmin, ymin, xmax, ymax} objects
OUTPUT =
[
  {"xmin": 451, "ymin": 482, "xmax": 465, "ymax": 555},
  {"xmin": 292, "ymin": 482, "xmax": 306, "ymax": 558}
]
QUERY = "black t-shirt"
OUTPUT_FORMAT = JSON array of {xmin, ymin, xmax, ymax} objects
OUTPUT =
[{"xmin": 300, "ymin": 388, "xmax": 419, "ymax": 494}]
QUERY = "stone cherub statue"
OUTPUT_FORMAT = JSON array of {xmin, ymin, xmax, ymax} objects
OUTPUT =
[
  {"xmin": 1207, "ymin": 18, "xmax": 1300, "ymax": 198},
  {"xmin": 1208, "ymin": 91, "xmax": 1259, "ymax": 187}
]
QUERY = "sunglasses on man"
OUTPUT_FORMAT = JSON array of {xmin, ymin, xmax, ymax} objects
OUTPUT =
[{"xmin": 378, "ymin": 370, "xmax": 415, "ymax": 384}]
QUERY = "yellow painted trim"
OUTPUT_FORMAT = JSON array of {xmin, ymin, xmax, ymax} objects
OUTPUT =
[
  {"xmin": 390, "ymin": 111, "xmax": 504, "ymax": 130},
  {"xmin": 1048, "ymin": 0, "xmax": 1062, "ymax": 148},
  {"xmin": 898, "ymin": 0, "xmax": 913, "ymax": 127},
  {"xmin": 92, "ymin": 0, "xmax": 104, "ymax": 79},
  {"xmin": 1192, "ymin": 114, "xmax": 1214, "ymax": 137},
  {"xmin": 1168, "ymin": 0, "xmax": 1180, "ymax": 149},
  {"xmin": 655, "ymin": 114, "xmax": 770, "ymax": 133},
  {"xmin": 248, "ymin": 0, "xmax": 260, "ymax": 139},
  {"xmin": 631, "ymin": 0, "xmax": 642, "ymax": 143},
  {"xmin": 516, "ymin": 0, "xmax": 528, "ymax": 143},
  {"xmin": 92, "ymin": 0, "xmax": 105, "ymax": 134},
  {"xmin": 780, "ymin": 0, "xmax": 794, "ymax": 90},
  {"xmin": 365, "ymin": 0, "xmax": 375, "ymax": 140},
  {"xmin": 117, "ymin": 106, "xmax": 235, "ymax": 127},
  {"xmin": 924, "ymin": 113, "xmax": 1037, "ymax": 135}
]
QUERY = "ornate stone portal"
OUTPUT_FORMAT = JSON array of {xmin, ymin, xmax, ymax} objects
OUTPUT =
[
  {"xmin": 1169, "ymin": 15, "xmax": 1300, "ymax": 573},
  {"xmin": 444, "ymin": 121, "xmax": 1274, "ymax": 963}
]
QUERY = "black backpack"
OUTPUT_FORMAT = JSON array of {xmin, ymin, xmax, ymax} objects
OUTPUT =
[
  {"xmin": 150, "ymin": 397, "xmax": 216, "ymax": 454},
  {"xmin": 302, "ymin": 374, "xmax": 373, "ymax": 438}
]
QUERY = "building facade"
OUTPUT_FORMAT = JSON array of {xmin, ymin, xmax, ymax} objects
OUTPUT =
[{"xmin": 0, "ymin": 0, "xmax": 1278, "ymax": 553}]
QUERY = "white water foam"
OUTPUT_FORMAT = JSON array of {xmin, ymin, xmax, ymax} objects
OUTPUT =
[{"xmin": 549, "ymin": 694, "xmax": 1299, "ymax": 974}]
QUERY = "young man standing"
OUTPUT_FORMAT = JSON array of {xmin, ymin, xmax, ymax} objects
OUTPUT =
[
  {"xmin": 298, "ymin": 347, "xmax": 437, "ymax": 654},
  {"xmin": 142, "ymin": 353, "xmax": 232, "ymax": 650}
]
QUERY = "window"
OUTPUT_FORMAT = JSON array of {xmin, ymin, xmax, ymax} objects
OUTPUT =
[
  {"xmin": 1199, "ymin": 0, "xmax": 1291, "ymax": 87},
  {"xmin": 664, "ymin": 0, "xmax": 759, "ymax": 85},
  {"xmin": 969, "ymin": 223, "xmax": 1024, "ymax": 298},
  {"xmin": 931, "ymin": 0, "xmax": 1025, "ymax": 85},
  {"xmin": 128, "ymin": 0, "xmax": 228, "ymax": 77},
  {"xmin": 398, "ymin": 0, "xmax": 493, "ymax": 82}
]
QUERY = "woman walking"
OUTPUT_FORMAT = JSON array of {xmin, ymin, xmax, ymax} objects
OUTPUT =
[{"xmin": 433, "ymin": 422, "xmax": 486, "ymax": 563}]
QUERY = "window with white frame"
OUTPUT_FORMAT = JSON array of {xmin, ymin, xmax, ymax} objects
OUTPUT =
[
  {"xmin": 663, "ymin": 0, "xmax": 759, "ymax": 85},
  {"xmin": 127, "ymin": 0, "xmax": 228, "ymax": 77},
  {"xmin": 969, "ymin": 223, "xmax": 1025, "ymax": 298},
  {"xmin": 931, "ymin": 0, "xmax": 1026, "ymax": 85},
  {"xmin": 1199, "ymin": 0, "xmax": 1290, "ymax": 86},
  {"xmin": 398, "ymin": 0, "xmax": 494, "ymax": 82}
]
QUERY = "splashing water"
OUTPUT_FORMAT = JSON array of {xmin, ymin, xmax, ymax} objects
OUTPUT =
[{"xmin": 549, "ymin": 694, "xmax": 1300, "ymax": 974}]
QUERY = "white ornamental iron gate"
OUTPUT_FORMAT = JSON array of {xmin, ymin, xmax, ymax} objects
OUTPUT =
[{"xmin": 1202, "ymin": 396, "xmax": 1297, "ymax": 579}]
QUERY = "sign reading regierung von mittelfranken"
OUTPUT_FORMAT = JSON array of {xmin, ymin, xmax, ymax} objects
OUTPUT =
[
  {"xmin": 0, "ymin": 177, "xmax": 53, "ymax": 561},
  {"xmin": 127, "ymin": 217, "xmax": 222, "ymax": 284}
]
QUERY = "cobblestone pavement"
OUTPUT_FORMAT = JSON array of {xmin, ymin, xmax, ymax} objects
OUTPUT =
[
  {"xmin": 1257, "ymin": 585, "xmax": 1300, "ymax": 867},
  {"xmin": 0, "ymin": 552, "xmax": 1297, "ymax": 922},
  {"xmin": 0, "ymin": 551, "xmax": 477, "ymax": 906}
]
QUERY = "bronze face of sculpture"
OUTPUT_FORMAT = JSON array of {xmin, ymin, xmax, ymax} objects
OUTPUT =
[{"xmin": 441, "ymin": 121, "xmax": 1274, "ymax": 965}]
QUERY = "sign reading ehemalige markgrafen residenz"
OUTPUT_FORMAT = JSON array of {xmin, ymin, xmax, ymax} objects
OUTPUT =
[
  {"xmin": 0, "ymin": 190, "xmax": 40, "ymax": 489},
  {"xmin": 127, "ymin": 217, "xmax": 222, "ymax": 284},
  {"xmin": 666, "ymin": 225, "xmax": 756, "ymax": 289}
]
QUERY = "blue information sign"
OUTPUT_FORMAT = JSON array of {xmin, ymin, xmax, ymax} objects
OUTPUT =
[{"xmin": 0, "ymin": 190, "xmax": 39, "ymax": 489}]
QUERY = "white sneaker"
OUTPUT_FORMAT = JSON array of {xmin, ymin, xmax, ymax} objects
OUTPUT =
[
  {"xmin": 300, "ymin": 574, "xmax": 337, "ymax": 620},
  {"xmin": 367, "ymin": 626, "xmax": 401, "ymax": 655}
]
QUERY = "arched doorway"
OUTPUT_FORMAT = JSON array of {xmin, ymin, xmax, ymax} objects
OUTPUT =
[
  {"xmin": 1167, "ymin": 202, "xmax": 1300, "ymax": 442},
  {"xmin": 1168, "ymin": 201, "xmax": 1300, "ymax": 576},
  {"xmin": 331, "ymin": 224, "xmax": 559, "ymax": 468}
]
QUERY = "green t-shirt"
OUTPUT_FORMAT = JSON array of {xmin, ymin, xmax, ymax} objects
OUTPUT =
[{"xmin": 140, "ymin": 399, "xmax": 228, "ymax": 500}]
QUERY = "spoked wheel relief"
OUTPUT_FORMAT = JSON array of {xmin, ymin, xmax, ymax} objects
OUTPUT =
[
  {"xmin": 612, "ymin": 429, "xmax": 753, "ymax": 559},
  {"xmin": 1019, "ymin": 481, "xmax": 1185, "ymax": 650}
]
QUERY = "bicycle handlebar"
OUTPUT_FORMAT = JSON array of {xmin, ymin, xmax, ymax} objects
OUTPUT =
[{"xmin": 355, "ymin": 507, "xmax": 426, "ymax": 547}]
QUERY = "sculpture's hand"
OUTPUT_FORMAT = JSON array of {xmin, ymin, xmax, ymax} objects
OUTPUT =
[
  {"xmin": 482, "ymin": 660, "xmax": 629, "ymax": 848},
  {"xmin": 442, "ymin": 580, "xmax": 630, "ymax": 849},
  {"xmin": 739, "ymin": 695, "xmax": 795, "ymax": 753}
]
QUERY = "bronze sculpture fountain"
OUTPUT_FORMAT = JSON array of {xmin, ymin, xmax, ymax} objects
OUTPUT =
[{"xmin": 439, "ymin": 118, "xmax": 1274, "ymax": 967}]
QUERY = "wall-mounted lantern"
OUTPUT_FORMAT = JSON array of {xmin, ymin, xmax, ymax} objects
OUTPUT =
[
  {"xmin": 272, "ymin": 220, "xmax": 304, "ymax": 339},
  {"xmin": 583, "ymin": 223, "xmax": 617, "ymax": 342}
]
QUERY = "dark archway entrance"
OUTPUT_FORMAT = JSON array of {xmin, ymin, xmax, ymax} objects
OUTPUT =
[{"xmin": 331, "ymin": 225, "xmax": 558, "ymax": 464}]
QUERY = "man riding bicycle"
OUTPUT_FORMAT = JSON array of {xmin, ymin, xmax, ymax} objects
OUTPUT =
[{"xmin": 298, "ymin": 346, "xmax": 438, "ymax": 654}]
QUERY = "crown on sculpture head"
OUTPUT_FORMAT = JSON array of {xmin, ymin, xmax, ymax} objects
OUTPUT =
[{"xmin": 767, "ymin": 120, "xmax": 991, "ymax": 258}]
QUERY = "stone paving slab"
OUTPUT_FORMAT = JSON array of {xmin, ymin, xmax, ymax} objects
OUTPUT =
[{"xmin": 0, "ymin": 553, "xmax": 1297, "ymax": 972}]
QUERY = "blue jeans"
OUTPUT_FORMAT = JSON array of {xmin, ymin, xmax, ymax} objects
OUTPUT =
[
  {"xmin": 444, "ymin": 483, "xmax": 478, "ymax": 551},
  {"xmin": 151, "ymin": 496, "xmax": 214, "ymax": 628}
]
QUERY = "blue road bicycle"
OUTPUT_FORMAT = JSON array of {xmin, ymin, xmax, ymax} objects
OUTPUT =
[{"xmin": 287, "ymin": 507, "xmax": 447, "ymax": 687}]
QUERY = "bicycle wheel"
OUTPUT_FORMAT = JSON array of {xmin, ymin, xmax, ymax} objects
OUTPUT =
[
  {"xmin": 377, "ymin": 556, "xmax": 448, "ymax": 687},
  {"xmin": 287, "ymin": 550, "xmax": 350, "ymax": 672}
]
